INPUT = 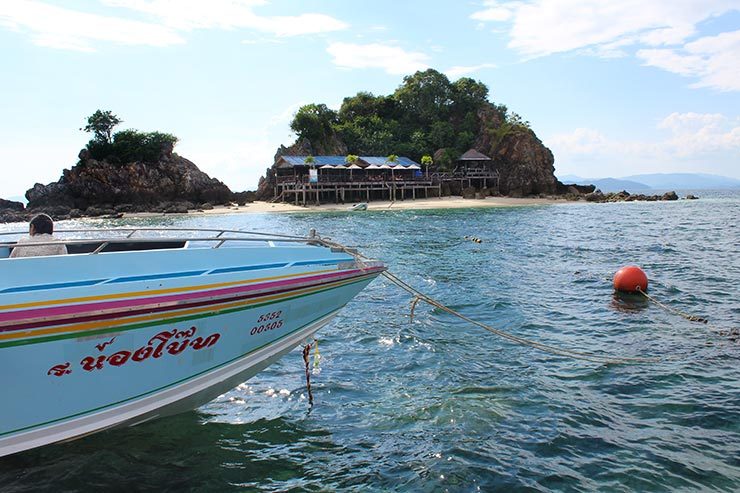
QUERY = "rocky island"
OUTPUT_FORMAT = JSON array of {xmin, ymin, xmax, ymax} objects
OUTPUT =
[
  {"xmin": 0, "ymin": 111, "xmax": 252, "ymax": 223},
  {"xmin": 0, "ymin": 80, "xmax": 689, "ymax": 223},
  {"xmin": 256, "ymin": 69, "xmax": 685, "ymax": 205}
]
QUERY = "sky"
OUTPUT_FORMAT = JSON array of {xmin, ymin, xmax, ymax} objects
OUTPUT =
[{"xmin": 0, "ymin": 0, "xmax": 739, "ymax": 199}]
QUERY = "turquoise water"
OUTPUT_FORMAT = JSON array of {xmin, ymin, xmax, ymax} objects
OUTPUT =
[{"xmin": 2, "ymin": 192, "xmax": 739, "ymax": 491}]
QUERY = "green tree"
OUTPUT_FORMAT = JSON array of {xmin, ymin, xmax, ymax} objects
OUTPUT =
[
  {"xmin": 112, "ymin": 130, "xmax": 178, "ymax": 163},
  {"xmin": 386, "ymin": 154, "xmax": 398, "ymax": 164},
  {"xmin": 338, "ymin": 92, "xmax": 397, "ymax": 122},
  {"xmin": 451, "ymin": 77, "xmax": 489, "ymax": 116},
  {"xmin": 428, "ymin": 121, "xmax": 455, "ymax": 149},
  {"xmin": 304, "ymin": 155, "xmax": 315, "ymax": 166},
  {"xmin": 421, "ymin": 154, "xmax": 433, "ymax": 177},
  {"xmin": 82, "ymin": 110, "xmax": 122, "ymax": 144},
  {"xmin": 290, "ymin": 104, "xmax": 338, "ymax": 146},
  {"xmin": 345, "ymin": 154, "xmax": 359, "ymax": 164},
  {"xmin": 436, "ymin": 149, "xmax": 458, "ymax": 171},
  {"xmin": 393, "ymin": 69, "xmax": 453, "ymax": 125}
]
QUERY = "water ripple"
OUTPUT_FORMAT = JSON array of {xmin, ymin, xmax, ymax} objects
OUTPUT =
[{"xmin": 1, "ymin": 191, "xmax": 738, "ymax": 491}]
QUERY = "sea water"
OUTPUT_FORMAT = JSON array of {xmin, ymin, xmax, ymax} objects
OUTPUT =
[{"xmin": 1, "ymin": 191, "xmax": 738, "ymax": 492}]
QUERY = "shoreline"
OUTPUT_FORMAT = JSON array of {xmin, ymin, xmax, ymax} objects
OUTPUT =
[{"xmin": 124, "ymin": 196, "xmax": 570, "ymax": 218}]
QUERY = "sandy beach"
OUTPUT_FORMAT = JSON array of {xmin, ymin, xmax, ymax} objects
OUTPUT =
[{"xmin": 155, "ymin": 196, "xmax": 569, "ymax": 217}]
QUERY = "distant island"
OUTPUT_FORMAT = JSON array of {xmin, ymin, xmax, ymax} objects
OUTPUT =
[
  {"xmin": 254, "ymin": 69, "xmax": 696, "ymax": 206},
  {"xmin": 0, "ymin": 77, "xmax": 708, "ymax": 223},
  {"xmin": 0, "ymin": 110, "xmax": 255, "ymax": 223},
  {"xmin": 559, "ymin": 173, "xmax": 740, "ymax": 193},
  {"xmin": 256, "ymin": 69, "xmax": 566, "ymax": 202}
]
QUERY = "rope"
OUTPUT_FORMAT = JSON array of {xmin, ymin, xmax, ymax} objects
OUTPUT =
[
  {"xmin": 409, "ymin": 296, "xmax": 421, "ymax": 324},
  {"xmin": 315, "ymin": 236, "xmax": 657, "ymax": 365},
  {"xmin": 636, "ymin": 287, "xmax": 707, "ymax": 323},
  {"xmin": 302, "ymin": 344, "xmax": 314, "ymax": 405},
  {"xmin": 635, "ymin": 287, "xmax": 738, "ymax": 341},
  {"xmin": 383, "ymin": 270, "xmax": 657, "ymax": 365}
]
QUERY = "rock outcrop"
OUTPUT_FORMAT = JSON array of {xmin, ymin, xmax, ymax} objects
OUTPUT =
[
  {"xmin": 582, "ymin": 189, "xmax": 683, "ymax": 203},
  {"xmin": 26, "ymin": 147, "xmax": 232, "ymax": 212},
  {"xmin": 474, "ymin": 105, "xmax": 557, "ymax": 196}
]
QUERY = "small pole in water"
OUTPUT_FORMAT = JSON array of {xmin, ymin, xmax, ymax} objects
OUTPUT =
[{"xmin": 302, "ymin": 344, "xmax": 313, "ymax": 405}]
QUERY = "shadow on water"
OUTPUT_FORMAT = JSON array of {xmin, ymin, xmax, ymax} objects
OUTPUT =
[
  {"xmin": 610, "ymin": 292, "xmax": 650, "ymax": 313},
  {"xmin": 0, "ymin": 411, "xmax": 336, "ymax": 492}
]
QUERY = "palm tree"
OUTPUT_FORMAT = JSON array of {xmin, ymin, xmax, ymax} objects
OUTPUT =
[
  {"xmin": 304, "ymin": 155, "xmax": 316, "ymax": 184},
  {"xmin": 386, "ymin": 154, "xmax": 399, "ymax": 200},
  {"xmin": 421, "ymin": 155, "xmax": 433, "ymax": 179},
  {"xmin": 386, "ymin": 154, "xmax": 399, "ymax": 181},
  {"xmin": 345, "ymin": 154, "xmax": 359, "ymax": 181}
]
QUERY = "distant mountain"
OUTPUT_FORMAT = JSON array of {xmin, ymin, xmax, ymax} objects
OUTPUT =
[
  {"xmin": 557, "ymin": 174, "xmax": 651, "ymax": 193},
  {"xmin": 557, "ymin": 173, "xmax": 740, "ymax": 192},
  {"xmin": 621, "ymin": 173, "xmax": 740, "ymax": 190}
]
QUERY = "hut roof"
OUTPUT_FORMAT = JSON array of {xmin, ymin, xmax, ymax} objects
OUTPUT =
[
  {"xmin": 458, "ymin": 149, "xmax": 491, "ymax": 161},
  {"xmin": 359, "ymin": 156, "xmax": 419, "ymax": 167},
  {"xmin": 276, "ymin": 155, "xmax": 420, "ymax": 168}
]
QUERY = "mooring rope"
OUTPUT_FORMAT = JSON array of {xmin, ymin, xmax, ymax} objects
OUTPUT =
[
  {"xmin": 635, "ymin": 287, "xmax": 738, "ymax": 341},
  {"xmin": 317, "ymin": 237, "xmax": 658, "ymax": 365},
  {"xmin": 636, "ymin": 287, "xmax": 707, "ymax": 323},
  {"xmin": 302, "ymin": 343, "xmax": 314, "ymax": 405}
]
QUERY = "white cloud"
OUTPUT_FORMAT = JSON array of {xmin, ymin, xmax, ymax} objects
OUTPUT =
[
  {"xmin": 327, "ymin": 42, "xmax": 429, "ymax": 75},
  {"xmin": 471, "ymin": 0, "xmax": 740, "ymax": 91},
  {"xmin": 546, "ymin": 112, "xmax": 740, "ymax": 176},
  {"xmin": 637, "ymin": 30, "xmax": 740, "ymax": 91},
  {"xmin": 445, "ymin": 63, "xmax": 497, "ymax": 79},
  {"xmin": 105, "ymin": 0, "xmax": 348, "ymax": 37},
  {"xmin": 0, "ymin": 0, "xmax": 347, "ymax": 52},
  {"xmin": 0, "ymin": 0, "xmax": 183, "ymax": 52},
  {"xmin": 471, "ymin": 2, "xmax": 515, "ymax": 22},
  {"xmin": 657, "ymin": 112, "xmax": 740, "ymax": 156}
]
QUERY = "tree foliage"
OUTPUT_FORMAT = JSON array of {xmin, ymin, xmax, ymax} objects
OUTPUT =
[
  {"xmin": 81, "ymin": 110, "xmax": 178, "ymax": 164},
  {"xmin": 82, "ymin": 110, "xmax": 122, "ymax": 144},
  {"xmin": 290, "ymin": 104, "xmax": 338, "ymax": 150},
  {"xmin": 111, "ymin": 130, "xmax": 179, "ymax": 163},
  {"xmin": 287, "ymin": 68, "xmax": 530, "ymax": 170}
]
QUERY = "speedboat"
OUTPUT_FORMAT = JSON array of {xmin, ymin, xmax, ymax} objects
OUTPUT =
[
  {"xmin": 0, "ymin": 227, "xmax": 384, "ymax": 457},
  {"xmin": 350, "ymin": 203, "xmax": 368, "ymax": 211}
]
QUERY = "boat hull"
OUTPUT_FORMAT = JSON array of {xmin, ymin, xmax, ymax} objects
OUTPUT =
[{"xmin": 0, "ymin": 246, "xmax": 383, "ymax": 457}]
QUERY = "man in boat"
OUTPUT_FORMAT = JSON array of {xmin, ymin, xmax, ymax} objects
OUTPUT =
[{"xmin": 9, "ymin": 213, "xmax": 68, "ymax": 258}]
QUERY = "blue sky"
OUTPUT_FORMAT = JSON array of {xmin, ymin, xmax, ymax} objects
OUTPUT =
[{"xmin": 1, "ymin": 0, "xmax": 739, "ymax": 199}]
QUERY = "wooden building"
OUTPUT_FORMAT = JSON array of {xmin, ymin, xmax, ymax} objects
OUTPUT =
[
  {"xmin": 272, "ymin": 156, "xmax": 441, "ymax": 205},
  {"xmin": 269, "ymin": 151, "xmax": 501, "ymax": 205},
  {"xmin": 453, "ymin": 149, "xmax": 500, "ymax": 190}
]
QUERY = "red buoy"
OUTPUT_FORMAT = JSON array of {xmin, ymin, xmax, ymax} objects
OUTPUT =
[{"xmin": 613, "ymin": 265, "xmax": 648, "ymax": 293}]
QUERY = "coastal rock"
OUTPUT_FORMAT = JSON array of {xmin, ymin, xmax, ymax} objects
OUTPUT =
[
  {"xmin": 585, "ymin": 191, "xmax": 605, "ymax": 202},
  {"xmin": 686, "ymin": 194, "xmax": 699, "ymax": 200},
  {"xmin": 661, "ymin": 191, "xmax": 678, "ymax": 201},
  {"xmin": 582, "ymin": 190, "xmax": 682, "ymax": 203},
  {"xmin": 25, "ymin": 150, "xmax": 232, "ymax": 211},
  {"xmin": 232, "ymin": 190, "xmax": 256, "ymax": 205},
  {"xmin": 0, "ymin": 198, "xmax": 25, "ymax": 211},
  {"xmin": 474, "ymin": 105, "xmax": 557, "ymax": 196}
]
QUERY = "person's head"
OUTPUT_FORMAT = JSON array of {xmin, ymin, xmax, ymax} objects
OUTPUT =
[{"xmin": 29, "ymin": 214, "xmax": 54, "ymax": 236}]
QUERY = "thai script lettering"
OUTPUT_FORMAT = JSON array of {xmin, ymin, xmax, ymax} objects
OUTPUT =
[{"xmin": 48, "ymin": 327, "xmax": 220, "ymax": 377}]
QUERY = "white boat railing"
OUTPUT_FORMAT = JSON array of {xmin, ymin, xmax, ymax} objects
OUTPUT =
[{"xmin": 0, "ymin": 227, "xmax": 324, "ymax": 254}]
